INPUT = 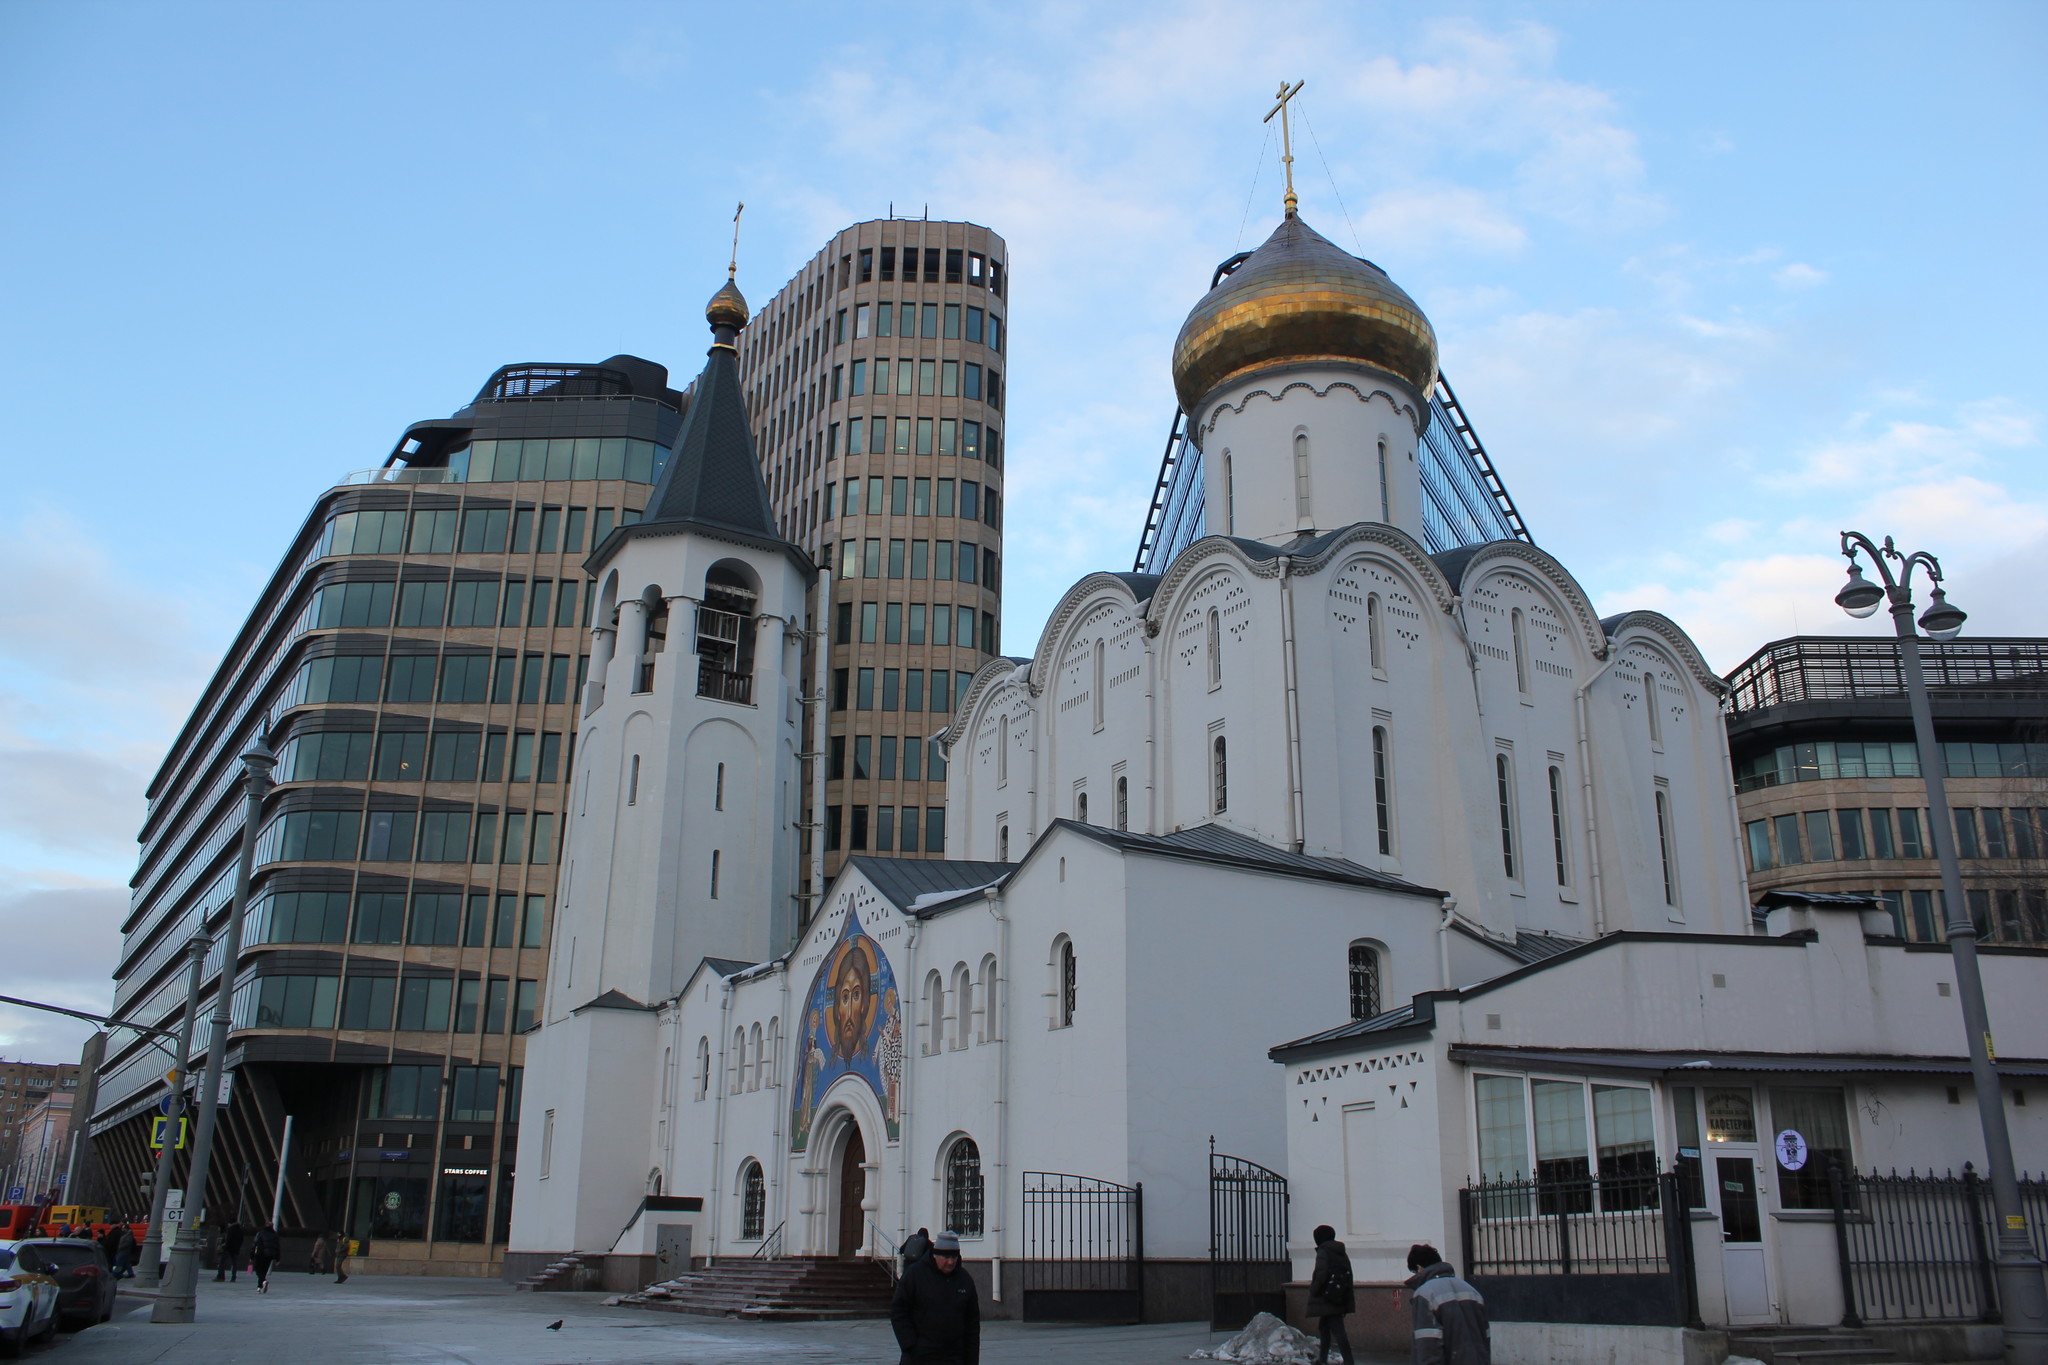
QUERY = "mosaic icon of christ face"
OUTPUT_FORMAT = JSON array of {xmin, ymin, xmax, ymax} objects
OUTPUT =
[{"xmin": 827, "ymin": 943, "xmax": 877, "ymax": 1060}]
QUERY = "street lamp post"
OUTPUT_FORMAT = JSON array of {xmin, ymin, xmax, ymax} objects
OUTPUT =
[
  {"xmin": 152, "ymin": 738, "xmax": 273, "ymax": 1324},
  {"xmin": 134, "ymin": 935, "xmax": 208, "ymax": 1289},
  {"xmin": 1832, "ymin": 531, "xmax": 2048, "ymax": 1365}
]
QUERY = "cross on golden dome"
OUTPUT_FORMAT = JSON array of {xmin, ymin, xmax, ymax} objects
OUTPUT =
[{"xmin": 1264, "ymin": 80, "xmax": 1305, "ymax": 218}]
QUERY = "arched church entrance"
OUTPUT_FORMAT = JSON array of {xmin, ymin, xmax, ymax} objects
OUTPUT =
[{"xmin": 836, "ymin": 1123, "xmax": 867, "ymax": 1259}]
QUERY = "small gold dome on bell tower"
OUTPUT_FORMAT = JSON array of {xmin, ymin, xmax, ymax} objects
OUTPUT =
[{"xmin": 706, "ymin": 275, "xmax": 751, "ymax": 333}]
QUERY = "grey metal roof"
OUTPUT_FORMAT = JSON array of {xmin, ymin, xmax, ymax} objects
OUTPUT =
[
  {"xmin": 640, "ymin": 332, "xmax": 777, "ymax": 537},
  {"xmin": 1447, "ymin": 1045, "xmax": 2048, "ymax": 1079},
  {"xmin": 1512, "ymin": 930, "xmax": 1586, "ymax": 963},
  {"xmin": 1108, "ymin": 571, "xmax": 1163, "ymax": 603},
  {"xmin": 1275, "ymin": 1003, "xmax": 1424, "ymax": 1053},
  {"xmin": 846, "ymin": 856, "xmax": 1016, "ymax": 915},
  {"xmin": 574, "ymin": 988, "xmax": 655, "ymax": 1013},
  {"xmin": 1055, "ymin": 820, "xmax": 1446, "ymax": 899},
  {"xmin": 703, "ymin": 957, "xmax": 756, "ymax": 978},
  {"xmin": 1754, "ymin": 889, "xmax": 1884, "ymax": 910},
  {"xmin": 1430, "ymin": 543, "xmax": 1487, "ymax": 591}
]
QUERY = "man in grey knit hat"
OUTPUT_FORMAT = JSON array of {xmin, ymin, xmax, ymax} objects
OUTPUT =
[{"xmin": 890, "ymin": 1230, "xmax": 979, "ymax": 1364}]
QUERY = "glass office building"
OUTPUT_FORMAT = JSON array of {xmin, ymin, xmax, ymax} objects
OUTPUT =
[{"xmin": 92, "ymin": 358, "xmax": 682, "ymax": 1274}]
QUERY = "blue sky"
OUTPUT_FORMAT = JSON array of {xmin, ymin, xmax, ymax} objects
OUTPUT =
[{"xmin": 2, "ymin": 0, "xmax": 2043, "ymax": 1055}]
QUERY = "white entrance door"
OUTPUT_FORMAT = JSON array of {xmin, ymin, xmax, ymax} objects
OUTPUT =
[{"xmin": 1704, "ymin": 1086, "xmax": 1772, "ymax": 1324}]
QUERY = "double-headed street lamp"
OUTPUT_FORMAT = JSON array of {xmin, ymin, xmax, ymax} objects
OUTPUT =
[{"xmin": 1833, "ymin": 532, "xmax": 2047, "ymax": 1365}]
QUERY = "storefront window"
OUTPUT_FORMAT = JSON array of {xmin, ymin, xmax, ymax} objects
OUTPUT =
[
  {"xmin": 1593, "ymin": 1084, "xmax": 1657, "ymax": 1209},
  {"xmin": 1473, "ymin": 1073, "xmax": 1659, "ymax": 1216},
  {"xmin": 1769, "ymin": 1087, "xmax": 1853, "ymax": 1209},
  {"xmin": 354, "ymin": 1174, "xmax": 429, "ymax": 1240},
  {"xmin": 1671, "ymin": 1086, "xmax": 1706, "ymax": 1208},
  {"xmin": 435, "ymin": 1170, "xmax": 491, "ymax": 1242}
]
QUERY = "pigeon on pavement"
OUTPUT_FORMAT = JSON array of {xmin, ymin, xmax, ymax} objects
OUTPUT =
[{"xmin": 546, "ymin": 1319, "xmax": 564, "ymax": 1331}]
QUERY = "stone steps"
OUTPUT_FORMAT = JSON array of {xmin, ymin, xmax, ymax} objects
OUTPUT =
[
  {"xmin": 513, "ymin": 1253, "xmax": 589, "ymax": 1292},
  {"xmin": 612, "ymin": 1256, "xmax": 895, "ymax": 1321},
  {"xmin": 1728, "ymin": 1328, "xmax": 1905, "ymax": 1365}
]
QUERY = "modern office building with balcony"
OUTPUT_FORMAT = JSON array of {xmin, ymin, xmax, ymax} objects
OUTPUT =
[
  {"xmin": 1726, "ymin": 635, "xmax": 2048, "ymax": 943},
  {"xmin": 91, "ymin": 357, "xmax": 682, "ymax": 1274},
  {"xmin": 737, "ymin": 220, "xmax": 1010, "ymax": 886}
]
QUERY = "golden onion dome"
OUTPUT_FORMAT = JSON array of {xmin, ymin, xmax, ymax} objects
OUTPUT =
[
  {"xmin": 1171, "ymin": 214, "xmax": 1437, "ymax": 413},
  {"xmin": 706, "ymin": 275, "xmax": 751, "ymax": 332}
]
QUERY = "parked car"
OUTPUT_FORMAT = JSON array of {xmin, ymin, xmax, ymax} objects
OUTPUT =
[
  {"xmin": 16, "ymin": 1238, "xmax": 115, "ymax": 1329},
  {"xmin": 0, "ymin": 1240, "xmax": 61, "ymax": 1357}
]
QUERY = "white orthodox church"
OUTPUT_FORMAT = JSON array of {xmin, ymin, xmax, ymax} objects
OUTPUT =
[{"xmin": 508, "ymin": 204, "xmax": 1782, "ymax": 1321}]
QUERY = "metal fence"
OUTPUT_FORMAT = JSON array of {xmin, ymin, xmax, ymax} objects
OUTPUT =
[
  {"xmin": 1018, "ymin": 1171, "xmax": 1144, "ymax": 1323},
  {"xmin": 1835, "ymin": 1166, "xmax": 2048, "ymax": 1325},
  {"xmin": 1458, "ymin": 1170, "xmax": 1697, "ymax": 1328}
]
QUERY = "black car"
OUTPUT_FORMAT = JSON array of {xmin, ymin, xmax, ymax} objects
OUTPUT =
[{"xmin": 16, "ymin": 1240, "xmax": 115, "ymax": 1330}]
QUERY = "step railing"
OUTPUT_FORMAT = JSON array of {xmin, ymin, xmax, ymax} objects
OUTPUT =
[{"xmin": 748, "ymin": 1221, "xmax": 785, "ymax": 1260}]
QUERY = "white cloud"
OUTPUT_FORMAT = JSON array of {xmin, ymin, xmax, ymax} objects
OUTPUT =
[
  {"xmin": 1772, "ymin": 262, "xmax": 1828, "ymax": 289},
  {"xmin": 1359, "ymin": 186, "xmax": 1527, "ymax": 256}
]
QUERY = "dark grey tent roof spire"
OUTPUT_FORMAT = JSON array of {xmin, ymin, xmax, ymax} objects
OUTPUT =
[{"xmin": 636, "ymin": 274, "xmax": 780, "ymax": 537}]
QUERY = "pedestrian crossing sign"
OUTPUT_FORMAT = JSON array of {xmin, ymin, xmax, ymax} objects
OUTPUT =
[{"xmin": 149, "ymin": 1116, "xmax": 189, "ymax": 1150}]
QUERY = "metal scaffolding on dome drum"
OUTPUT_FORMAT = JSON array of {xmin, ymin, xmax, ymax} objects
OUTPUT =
[{"xmin": 1133, "ymin": 373, "xmax": 1531, "ymax": 575}]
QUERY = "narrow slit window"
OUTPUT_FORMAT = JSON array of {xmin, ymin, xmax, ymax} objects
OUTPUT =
[
  {"xmin": 1549, "ymin": 765, "xmax": 1570, "ymax": 886},
  {"xmin": 1372, "ymin": 726, "xmax": 1394, "ymax": 856},
  {"xmin": 1496, "ymin": 752, "xmax": 1518, "ymax": 880}
]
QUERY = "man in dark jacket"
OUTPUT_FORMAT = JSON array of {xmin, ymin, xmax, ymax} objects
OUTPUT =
[
  {"xmin": 250, "ymin": 1223, "xmax": 282, "ymax": 1293},
  {"xmin": 1306, "ymin": 1224, "xmax": 1355, "ymax": 1364},
  {"xmin": 900, "ymin": 1226, "xmax": 932, "ymax": 1273},
  {"xmin": 1402, "ymin": 1244, "xmax": 1489, "ymax": 1365},
  {"xmin": 214, "ymin": 1221, "xmax": 245, "ymax": 1282},
  {"xmin": 890, "ymin": 1231, "xmax": 978, "ymax": 1364}
]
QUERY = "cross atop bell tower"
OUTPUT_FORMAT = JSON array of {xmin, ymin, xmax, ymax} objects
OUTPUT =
[{"xmin": 1263, "ymin": 79, "xmax": 1305, "ymax": 218}]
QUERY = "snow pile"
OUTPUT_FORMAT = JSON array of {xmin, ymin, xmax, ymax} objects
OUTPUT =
[{"xmin": 1188, "ymin": 1312, "xmax": 1321, "ymax": 1364}]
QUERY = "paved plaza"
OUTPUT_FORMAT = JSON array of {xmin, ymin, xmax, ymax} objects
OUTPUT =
[{"xmin": 30, "ymin": 1275, "xmax": 1404, "ymax": 1365}]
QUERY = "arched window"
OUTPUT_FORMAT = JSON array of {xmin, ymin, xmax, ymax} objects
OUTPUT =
[
  {"xmin": 1056, "ymin": 937, "xmax": 1078, "ymax": 1027},
  {"xmin": 1092, "ymin": 639, "xmax": 1105, "ymax": 732},
  {"xmin": 1376, "ymin": 439, "xmax": 1390, "ymax": 522},
  {"xmin": 636, "ymin": 588, "xmax": 668, "ymax": 693},
  {"xmin": 1206, "ymin": 608, "xmax": 1223, "ymax": 690},
  {"xmin": 740, "ymin": 1160, "xmax": 766, "ymax": 1240},
  {"xmin": 1372, "ymin": 726, "xmax": 1394, "ymax": 856},
  {"xmin": 715, "ymin": 762, "xmax": 726, "ymax": 810},
  {"xmin": 694, "ymin": 1036, "xmax": 710, "ymax": 1100},
  {"xmin": 1656, "ymin": 789, "xmax": 1679, "ymax": 907},
  {"xmin": 998, "ymin": 824, "xmax": 1010, "ymax": 861},
  {"xmin": 1212, "ymin": 735, "xmax": 1228, "ymax": 814},
  {"xmin": 661, "ymin": 1045, "xmax": 673, "ymax": 1109},
  {"xmin": 747, "ymin": 1022, "xmax": 763, "ymax": 1090},
  {"xmin": 1495, "ymin": 752, "xmax": 1518, "ymax": 880},
  {"xmin": 1223, "ymin": 449, "xmax": 1237, "ymax": 533},
  {"xmin": 977, "ymin": 956, "xmax": 999, "ymax": 1043},
  {"xmin": 1348, "ymin": 943, "xmax": 1382, "ymax": 1021},
  {"xmin": 951, "ymin": 964, "xmax": 973, "ymax": 1050},
  {"xmin": 1644, "ymin": 670, "xmax": 1663, "ymax": 744},
  {"xmin": 997, "ymin": 715, "xmax": 1009, "ymax": 785},
  {"xmin": 1511, "ymin": 608, "xmax": 1530, "ymax": 695},
  {"xmin": 944, "ymin": 1137, "xmax": 985, "ymax": 1237},
  {"xmin": 628, "ymin": 753, "xmax": 641, "ymax": 805},
  {"xmin": 1076, "ymin": 791, "xmax": 1089, "ymax": 824},
  {"xmin": 730, "ymin": 1027, "xmax": 746, "ymax": 1094},
  {"xmin": 710, "ymin": 849, "xmax": 722, "ymax": 899},
  {"xmin": 1547, "ymin": 766, "xmax": 1571, "ymax": 887},
  {"xmin": 1293, "ymin": 431, "xmax": 1312, "ymax": 522},
  {"xmin": 763, "ymin": 1017, "xmax": 780, "ymax": 1088},
  {"xmin": 1115, "ymin": 776, "xmax": 1129, "ymax": 831},
  {"xmin": 1366, "ymin": 595, "xmax": 1384, "ymax": 673},
  {"xmin": 924, "ymin": 970, "xmax": 946, "ymax": 1055},
  {"xmin": 697, "ymin": 563, "xmax": 759, "ymax": 703}
]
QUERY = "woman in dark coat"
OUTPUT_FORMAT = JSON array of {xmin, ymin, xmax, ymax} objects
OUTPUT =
[{"xmin": 1305, "ymin": 1224, "xmax": 1356, "ymax": 1365}]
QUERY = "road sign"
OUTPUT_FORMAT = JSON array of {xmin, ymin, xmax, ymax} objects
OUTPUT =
[
  {"xmin": 159, "ymin": 1093, "xmax": 179, "ymax": 1117},
  {"xmin": 165, "ymin": 1189, "xmax": 184, "ymax": 1209},
  {"xmin": 149, "ymin": 1116, "xmax": 189, "ymax": 1151},
  {"xmin": 217, "ymin": 1070, "xmax": 235, "ymax": 1105},
  {"xmin": 5, "ymin": 1186, "xmax": 22, "ymax": 1201},
  {"xmin": 163, "ymin": 1206, "xmax": 186, "ymax": 1224}
]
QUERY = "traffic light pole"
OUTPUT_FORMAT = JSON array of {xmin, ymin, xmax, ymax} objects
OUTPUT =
[
  {"xmin": 152, "ymin": 740, "xmax": 272, "ymax": 1323},
  {"xmin": 134, "ymin": 935, "xmax": 207, "ymax": 1290}
]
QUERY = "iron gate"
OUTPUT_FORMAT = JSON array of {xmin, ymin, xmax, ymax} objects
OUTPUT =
[
  {"xmin": 1210, "ymin": 1146, "xmax": 1289, "ymax": 1330},
  {"xmin": 1019, "ymin": 1171, "xmax": 1145, "ymax": 1322}
]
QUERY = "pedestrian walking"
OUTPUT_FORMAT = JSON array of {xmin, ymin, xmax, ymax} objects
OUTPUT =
[
  {"xmin": 214, "ymin": 1221, "xmax": 245, "ymax": 1282},
  {"xmin": 334, "ymin": 1233, "xmax": 352, "ymax": 1284},
  {"xmin": 1402, "ymin": 1243, "xmax": 1489, "ymax": 1365},
  {"xmin": 250, "ymin": 1222, "xmax": 281, "ymax": 1293},
  {"xmin": 310, "ymin": 1231, "xmax": 332, "ymax": 1275},
  {"xmin": 900, "ymin": 1226, "xmax": 932, "ymax": 1273},
  {"xmin": 1306, "ymin": 1224, "xmax": 1356, "ymax": 1365},
  {"xmin": 889, "ymin": 1230, "xmax": 978, "ymax": 1364},
  {"xmin": 113, "ymin": 1225, "xmax": 137, "ymax": 1280}
]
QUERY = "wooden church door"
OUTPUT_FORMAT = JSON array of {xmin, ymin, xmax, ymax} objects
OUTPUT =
[{"xmin": 837, "ymin": 1126, "xmax": 867, "ymax": 1259}]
